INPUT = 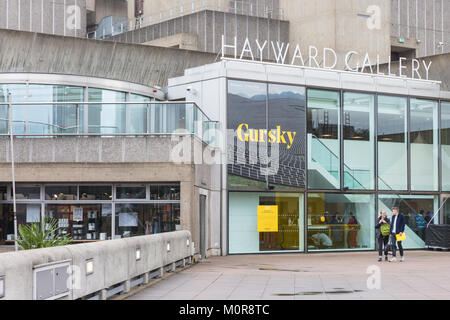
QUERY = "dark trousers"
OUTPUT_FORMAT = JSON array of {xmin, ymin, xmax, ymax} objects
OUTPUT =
[
  {"xmin": 377, "ymin": 235, "xmax": 389, "ymax": 257},
  {"xmin": 390, "ymin": 233, "xmax": 404, "ymax": 257}
]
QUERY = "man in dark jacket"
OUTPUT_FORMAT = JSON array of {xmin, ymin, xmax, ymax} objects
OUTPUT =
[
  {"xmin": 375, "ymin": 210, "xmax": 390, "ymax": 261},
  {"xmin": 389, "ymin": 206, "xmax": 406, "ymax": 262}
]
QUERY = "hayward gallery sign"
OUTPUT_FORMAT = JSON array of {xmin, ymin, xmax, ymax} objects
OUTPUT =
[{"xmin": 221, "ymin": 35, "xmax": 433, "ymax": 80}]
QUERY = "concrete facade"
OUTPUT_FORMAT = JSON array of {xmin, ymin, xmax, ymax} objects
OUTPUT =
[
  {"xmin": 110, "ymin": 10, "xmax": 289, "ymax": 61},
  {"xmin": 0, "ymin": 0, "xmax": 87, "ymax": 37}
]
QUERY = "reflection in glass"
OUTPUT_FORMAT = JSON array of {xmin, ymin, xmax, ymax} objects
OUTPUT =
[
  {"xmin": 1, "ymin": 204, "xmax": 41, "ymax": 243},
  {"xmin": 441, "ymin": 102, "xmax": 450, "ymax": 190},
  {"xmin": 268, "ymin": 84, "xmax": 306, "ymax": 189},
  {"xmin": 150, "ymin": 185, "xmax": 180, "ymax": 200},
  {"xmin": 227, "ymin": 80, "xmax": 267, "ymax": 190},
  {"xmin": 343, "ymin": 92, "xmax": 375, "ymax": 190},
  {"xmin": 378, "ymin": 195, "xmax": 438, "ymax": 248},
  {"xmin": 410, "ymin": 98, "xmax": 438, "ymax": 191},
  {"xmin": 377, "ymin": 95, "xmax": 407, "ymax": 190},
  {"xmin": 228, "ymin": 192, "xmax": 304, "ymax": 253},
  {"xmin": 128, "ymin": 94, "xmax": 150, "ymax": 133},
  {"xmin": 307, "ymin": 193, "xmax": 375, "ymax": 251},
  {"xmin": 307, "ymin": 89, "xmax": 340, "ymax": 189}
]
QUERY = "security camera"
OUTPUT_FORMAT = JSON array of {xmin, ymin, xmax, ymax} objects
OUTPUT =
[
  {"xmin": 416, "ymin": 39, "xmax": 421, "ymax": 44},
  {"xmin": 186, "ymin": 86, "xmax": 192, "ymax": 92},
  {"xmin": 438, "ymin": 41, "xmax": 444, "ymax": 47}
]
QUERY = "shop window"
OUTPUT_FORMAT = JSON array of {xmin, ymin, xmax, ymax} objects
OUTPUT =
[
  {"xmin": 45, "ymin": 186, "xmax": 77, "ymax": 200},
  {"xmin": 115, "ymin": 203, "xmax": 180, "ymax": 238},
  {"xmin": 46, "ymin": 204, "xmax": 112, "ymax": 241},
  {"xmin": 79, "ymin": 186, "xmax": 112, "ymax": 200},
  {"xmin": 306, "ymin": 193, "xmax": 375, "ymax": 251},
  {"xmin": 228, "ymin": 192, "xmax": 304, "ymax": 254},
  {"xmin": 441, "ymin": 102, "xmax": 450, "ymax": 191}
]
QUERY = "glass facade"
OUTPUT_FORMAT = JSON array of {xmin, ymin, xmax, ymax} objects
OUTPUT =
[
  {"xmin": 229, "ymin": 192, "xmax": 304, "ymax": 254},
  {"xmin": 307, "ymin": 89, "xmax": 340, "ymax": 190},
  {"xmin": 307, "ymin": 193, "xmax": 375, "ymax": 251},
  {"xmin": 227, "ymin": 79, "xmax": 448, "ymax": 254},
  {"xmin": 0, "ymin": 183, "xmax": 181, "ymax": 244}
]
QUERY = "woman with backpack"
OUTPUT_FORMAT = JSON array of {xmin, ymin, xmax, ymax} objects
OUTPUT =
[{"xmin": 375, "ymin": 210, "xmax": 391, "ymax": 262}]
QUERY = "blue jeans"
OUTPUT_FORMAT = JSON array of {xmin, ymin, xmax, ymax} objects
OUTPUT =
[{"xmin": 390, "ymin": 233, "xmax": 404, "ymax": 257}]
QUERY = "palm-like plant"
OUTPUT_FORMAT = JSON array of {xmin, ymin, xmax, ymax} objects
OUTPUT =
[{"xmin": 17, "ymin": 217, "xmax": 72, "ymax": 250}]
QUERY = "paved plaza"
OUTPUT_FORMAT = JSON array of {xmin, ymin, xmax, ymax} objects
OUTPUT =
[{"xmin": 126, "ymin": 250, "xmax": 450, "ymax": 300}]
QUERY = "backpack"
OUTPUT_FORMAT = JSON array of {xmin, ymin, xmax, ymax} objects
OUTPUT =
[{"xmin": 380, "ymin": 223, "xmax": 391, "ymax": 237}]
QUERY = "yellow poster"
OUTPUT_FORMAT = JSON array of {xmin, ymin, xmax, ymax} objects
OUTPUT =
[{"xmin": 257, "ymin": 205, "xmax": 278, "ymax": 232}]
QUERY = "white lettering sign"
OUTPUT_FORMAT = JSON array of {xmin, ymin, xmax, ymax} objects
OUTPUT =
[{"xmin": 222, "ymin": 36, "xmax": 433, "ymax": 80}]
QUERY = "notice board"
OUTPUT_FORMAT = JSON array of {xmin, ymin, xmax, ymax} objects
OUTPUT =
[{"xmin": 257, "ymin": 205, "xmax": 278, "ymax": 232}]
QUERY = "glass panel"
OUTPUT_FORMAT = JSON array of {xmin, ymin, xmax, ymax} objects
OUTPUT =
[
  {"xmin": 268, "ymin": 84, "xmax": 306, "ymax": 190},
  {"xmin": 26, "ymin": 85, "xmax": 83, "ymax": 134},
  {"xmin": 378, "ymin": 195, "xmax": 438, "ymax": 248},
  {"xmin": 307, "ymin": 193, "xmax": 375, "ymax": 251},
  {"xmin": 0, "ymin": 185, "xmax": 7, "ymax": 200},
  {"xmin": 86, "ymin": 88, "xmax": 126, "ymax": 134},
  {"xmin": 441, "ymin": 102, "xmax": 450, "ymax": 191},
  {"xmin": 410, "ymin": 98, "xmax": 438, "ymax": 191},
  {"xmin": 116, "ymin": 186, "xmax": 146, "ymax": 199},
  {"xmin": 46, "ymin": 204, "xmax": 112, "ymax": 241},
  {"xmin": 128, "ymin": 94, "xmax": 150, "ymax": 133},
  {"xmin": 377, "ymin": 95, "xmax": 408, "ymax": 190},
  {"xmin": 307, "ymin": 89, "xmax": 340, "ymax": 189},
  {"xmin": 45, "ymin": 186, "xmax": 77, "ymax": 200},
  {"xmin": 149, "ymin": 184, "xmax": 180, "ymax": 200},
  {"xmin": 79, "ymin": 186, "xmax": 112, "ymax": 200},
  {"xmin": 343, "ymin": 92, "xmax": 375, "ymax": 190},
  {"xmin": 443, "ymin": 196, "xmax": 450, "ymax": 224},
  {"xmin": 227, "ymin": 80, "xmax": 267, "ymax": 190},
  {"xmin": 0, "ymin": 84, "xmax": 27, "ymax": 134},
  {"xmin": 115, "ymin": 203, "xmax": 180, "ymax": 238},
  {"xmin": 14, "ymin": 185, "xmax": 41, "ymax": 200},
  {"xmin": 228, "ymin": 192, "xmax": 304, "ymax": 253}
]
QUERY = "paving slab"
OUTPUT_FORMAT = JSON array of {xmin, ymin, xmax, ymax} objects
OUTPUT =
[{"xmin": 126, "ymin": 251, "xmax": 450, "ymax": 300}]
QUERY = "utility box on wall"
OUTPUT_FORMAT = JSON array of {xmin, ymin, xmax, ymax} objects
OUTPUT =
[{"xmin": 33, "ymin": 261, "xmax": 71, "ymax": 300}]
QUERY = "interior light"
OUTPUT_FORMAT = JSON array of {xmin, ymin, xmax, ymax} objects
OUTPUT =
[{"xmin": 136, "ymin": 248, "xmax": 141, "ymax": 261}]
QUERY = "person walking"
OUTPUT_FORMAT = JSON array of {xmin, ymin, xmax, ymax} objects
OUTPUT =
[
  {"xmin": 389, "ymin": 207, "xmax": 405, "ymax": 262},
  {"xmin": 375, "ymin": 210, "xmax": 391, "ymax": 262}
]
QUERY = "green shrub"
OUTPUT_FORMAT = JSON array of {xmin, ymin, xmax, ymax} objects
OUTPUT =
[{"xmin": 17, "ymin": 217, "xmax": 72, "ymax": 250}]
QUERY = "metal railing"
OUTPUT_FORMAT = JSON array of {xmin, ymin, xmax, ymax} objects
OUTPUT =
[
  {"xmin": 0, "ymin": 101, "xmax": 219, "ymax": 146},
  {"xmin": 88, "ymin": 0, "xmax": 284, "ymax": 40}
]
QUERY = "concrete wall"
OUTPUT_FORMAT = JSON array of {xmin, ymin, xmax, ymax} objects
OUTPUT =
[
  {"xmin": 0, "ymin": 29, "xmax": 216, "ymax": 87},
  {"xmin": 279, "ymin": 0, "xmax": 391, "ymax": 68},
  {"xmin": 0, "ymin": 230, "xmax": 193, "ymax": 300},
  {"xmin": 110, "ymin": 10, "xmax": 289, "ymax": 61},
  {"xmin": 0, "ymin": 0, "xmax": 87, "ymax": 37},
  {"xmin": 391, "ymin": 0, "xmax": 450, "ymax": 58}
]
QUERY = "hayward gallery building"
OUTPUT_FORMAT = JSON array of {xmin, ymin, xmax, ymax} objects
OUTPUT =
[{"xmin": 1, "ymin": 54, "xmax": 450, "ymax": 256}]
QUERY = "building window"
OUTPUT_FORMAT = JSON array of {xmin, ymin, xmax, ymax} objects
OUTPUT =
[
  {"xmin": 377, "ymin": 95, "xmax": 408, "ymax": 190},
  {"xmin": 79, "ymin": 186, "xmax": 112, "ymax": 200},
  {"xmin": 150, "ymin": 185, "xmax": 180, "ymax": 200},
  {"xmin": 46, "ymin": 204, "xmax": 112, "ymax": 241},
  {"xmin": 115, "ymin": 203, "xmax": 180, "ymax": 238},
  {"xmin": 307, "ymin": 193, "xmax": 375, "ymax": 251},
  {"xmin": 441, "ymin": 101, "xmax": 450, "ymax": 191},
  {"xmin": 307, "ymin": 89, "xmax": 340, "ymax": 190},
  {"xmin": 228, "ymin": 192, "xmax": 305, "ymax": 254},
  {"xmin": 410, "ymin": 98, "xmax": 438, "ymax": 191},
  {"xmin": 45, "ymin": 186, "xmax": 78, "ymax": 200},
  {"xmin": 343, "ymin": 92, "xmax": 375, "ymax": 190},
  {"xmin": 116, "ymin": 186, "xmax": 147, "ymax": 199},
  {"xmin": 378, "ymin": 195, "xmax": 438, "ymax": 248},
  {"xmin": 14, "ymin": 185, "xmax": 41, "ymax": 200}
]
